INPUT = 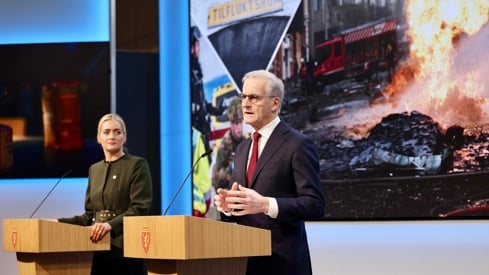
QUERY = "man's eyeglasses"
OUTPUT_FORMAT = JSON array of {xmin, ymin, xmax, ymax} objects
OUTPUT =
[{"xmin": 240, "ymin": 93, "xmax": 276, "ymax": 104}]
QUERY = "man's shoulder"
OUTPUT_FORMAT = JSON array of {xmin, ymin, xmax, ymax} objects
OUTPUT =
[{"xmin": 276, "ymin": 120, "xmax": 308, "ymax": 139}]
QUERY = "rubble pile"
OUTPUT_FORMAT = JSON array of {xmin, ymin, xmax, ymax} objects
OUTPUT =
[{"xmin": 306, "ymin": 110, "xmax": 489, "ymax": 179}]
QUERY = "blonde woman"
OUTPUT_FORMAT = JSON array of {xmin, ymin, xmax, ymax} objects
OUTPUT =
[{"xmin": 59, "ymin": 113, "xmax": 153, "ymax": 275}]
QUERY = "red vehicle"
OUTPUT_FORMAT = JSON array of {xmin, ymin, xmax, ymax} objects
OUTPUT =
[{"xmin": 313, "ymin": 18, "xmax": 399, "ymax": 84}]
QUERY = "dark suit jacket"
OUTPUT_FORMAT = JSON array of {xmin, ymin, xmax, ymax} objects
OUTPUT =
[
  {"xmin": 231, "ymin": 121, "xmax": 325, "ymax": 275},
  {"xmin": 59, "ymin": 154, "xmax": 153, "ymax": 258}
]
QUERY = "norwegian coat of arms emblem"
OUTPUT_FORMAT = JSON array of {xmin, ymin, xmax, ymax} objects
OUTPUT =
[
  {"xmin": 11, "ymin": 229, "xmax": 17, "ymax": 248},
  {"xmin": 141, "ymin": 226, "xmax": 150, "ymax": 253}
]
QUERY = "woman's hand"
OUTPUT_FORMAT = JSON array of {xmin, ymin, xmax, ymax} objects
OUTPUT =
[{"xmin": 90, "ymin": 222, "xmax": 111, "ymax": 242}]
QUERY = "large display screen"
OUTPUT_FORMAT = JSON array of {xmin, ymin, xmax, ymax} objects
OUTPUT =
[
  {"xmin": 190, "ymin": 0, "xmax": 489, "ymax": 219},
  {"xmin": 0, "ymin": 1, "xmax": 111, "ymax": 179},
  {"xmin": 0, "ymin": 42, "xmax": 110, "ymax": 178}
]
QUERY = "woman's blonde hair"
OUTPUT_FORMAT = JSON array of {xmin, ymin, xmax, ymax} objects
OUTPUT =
[{"xmin": 97, "ymin": 113, "xmax": 127, "ymax": 136}]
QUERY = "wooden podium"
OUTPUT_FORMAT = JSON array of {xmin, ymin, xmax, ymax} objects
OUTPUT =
[
  {"xmin": 124, "ymin": 215, "xmax": 271, "ymax": 275},
  {"xmin": 3, "ymin": 219, "xmax": 110, "ymax": 275}
]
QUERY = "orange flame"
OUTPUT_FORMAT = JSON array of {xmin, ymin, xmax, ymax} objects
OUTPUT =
[
  {"xmin": 322, "ymin": 1, "xmax": 489, "ymax": 137},
  {"xmin": 397, "ymin": 0, "xmax": 489, "ymax": 127}
]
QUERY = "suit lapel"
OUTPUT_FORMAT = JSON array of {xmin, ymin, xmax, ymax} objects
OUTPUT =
[
  {"xmin": 236, "ymin": 138, "xmax": 252, "ymax": 184},
  {"xmin": 249, "ymin": 121, "xmax": 289, "ymax": 187}
]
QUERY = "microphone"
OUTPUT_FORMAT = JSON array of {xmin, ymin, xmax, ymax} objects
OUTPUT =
[
  {"xmin": 29, "ymin": 170, "xmax": 72, "ymax": 219},
  {"xmin": 163, "ymin": 149, "xmax": 212, "ymax": 215}
]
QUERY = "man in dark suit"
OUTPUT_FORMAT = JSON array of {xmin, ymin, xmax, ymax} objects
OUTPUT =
[{"xmin": 214, "ymin": 69, "xmax": 325, "ymax": 275}]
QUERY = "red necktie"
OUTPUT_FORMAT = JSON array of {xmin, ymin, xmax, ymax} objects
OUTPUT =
[{"xmin": 247, "ymin": 132, "xmax": 261, "ymax": 186}]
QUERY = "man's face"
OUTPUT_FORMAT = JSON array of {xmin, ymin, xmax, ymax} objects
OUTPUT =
[
  {"xmin": 230, "ymin": 120, "xmax": 243, "ymax": 138},
  {"xmin": 241, "ymin": 77, "xmax": 279, "ymax": 130}
]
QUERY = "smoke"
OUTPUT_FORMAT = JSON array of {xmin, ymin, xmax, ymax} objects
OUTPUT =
[{"xmin": 453, "ymin": 23, "xmax": 489, "ymax": 96}]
